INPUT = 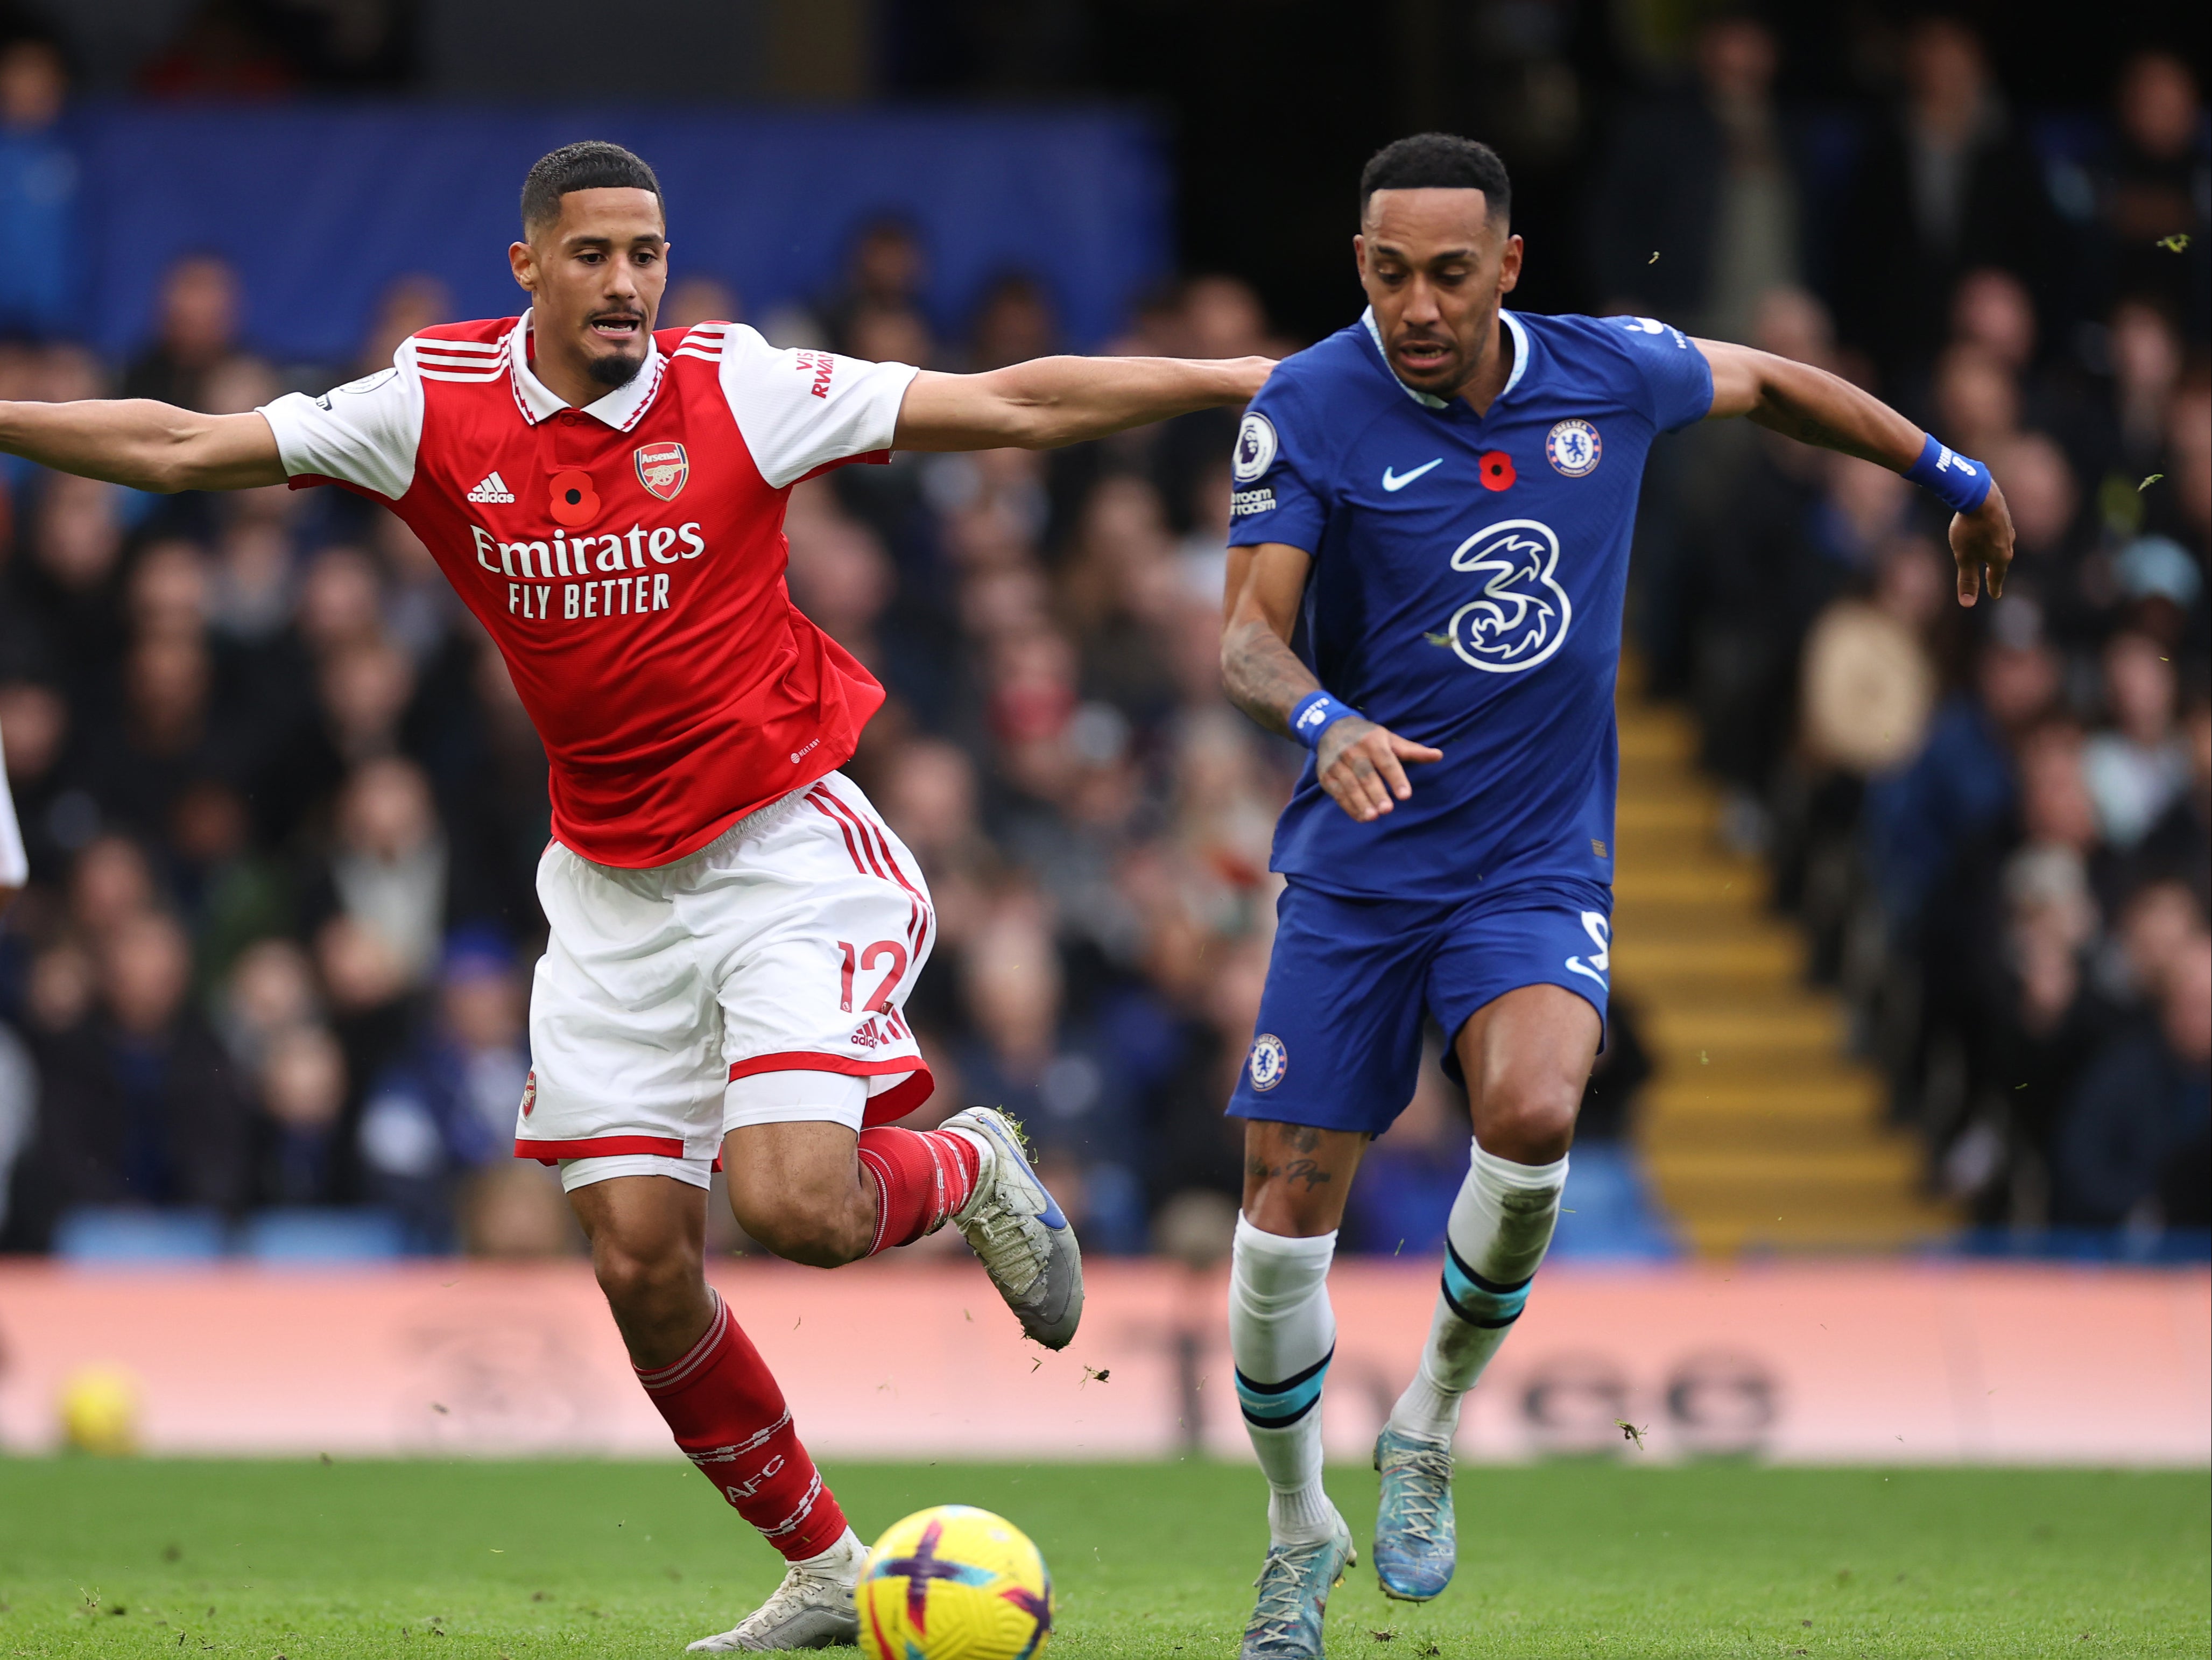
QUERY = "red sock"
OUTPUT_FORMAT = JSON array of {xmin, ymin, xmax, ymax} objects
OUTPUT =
[
  {"xmin": 856, "ymin": 1126, "xmax": 982, "ymax": 1254},
  {"xmin": 634, "ymin": 1292, "xmax": 848, "ymax": 1561}
]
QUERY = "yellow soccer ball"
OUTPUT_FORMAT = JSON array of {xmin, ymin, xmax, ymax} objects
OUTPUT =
[
  {"xmin": 59, "ymin": 1364, "xmax": 141, "ymax": 1455},
  {"xmin": 857, "ymin": 1505, "xmax": 1052, "ymax": 1660}
]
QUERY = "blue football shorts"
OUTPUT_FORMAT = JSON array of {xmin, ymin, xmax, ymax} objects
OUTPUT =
[{"xmin": 1226, "ymin": 875, "xmax": 1614, "ymax": 1136}]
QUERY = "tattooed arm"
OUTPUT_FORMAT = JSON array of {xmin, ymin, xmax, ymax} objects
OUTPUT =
[{"xmin": 1221, "ymin": 540, "xmax": 1443, "ymax": 823}]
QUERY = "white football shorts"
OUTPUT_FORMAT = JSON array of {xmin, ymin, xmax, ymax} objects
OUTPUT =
[{"xmin": 515, "ymin": 772, "xmax": 936, "ymax": 1192}]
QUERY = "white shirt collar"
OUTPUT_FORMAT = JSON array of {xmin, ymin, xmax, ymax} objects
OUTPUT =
[
  {"xmin": 505, "ymin": 308, "xmax": 667, "ymax": 431},
  {"xmin": 1360, "ymin": 306, "xmax": 1531, "ymax": 410}
]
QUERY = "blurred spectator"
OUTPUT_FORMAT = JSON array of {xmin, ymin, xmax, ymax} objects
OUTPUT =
[
  {"xmin": 1834, "ymin": 17, "xmax": 2057, "ymax": 382},
  {"xmin": 1341, "ymin": 1038, "xmax": 1468, "ymax": 1257},
  {"xmin": 2135, "ymin": 690, "xmax": 2210, "ymax": 903},
  {"xmin": 2098, "ymin": 51, "xmax": 2209, "ymax": 327},
  {"xmin": 356, "ymin": 929, "xmax": 527, "ymax": 1249},
  {"xmin": 1865, "ymin": 616, "xmax": 2059, "ymax": 933},
  {"xmin": 1798, "ymin": 537, "xmax": 1946, "ymax": 778},
  {"xmin": 459, "ymin": 1162, "xmax": 577, "ymax": 1257},
  {"xmin": 355, "ymin": 273, "xmax": 451, "ymax": 375},
  {"xmin": 28, "ymin": 910, "xmax": 252, "ymax": 1227},
  {"xmin": 215, "ymin": 935, "xmax": 321, "ymax": 1071},
  {"xmin": 660, "ymin": 273, "xmax": 741, "ymax": 333},
  {"xmin": 122, "ymin": 252, "xmax": 244, "ymax": 411},
  {"xmin": 968, "ymin": 272, "xmax": 1058, "ymax": 369},
  {"xmin": 822, "ymin": 216, "xmax": 928, "ymax": 356},
  {"xmin": 0, "ymin": 37, "xmax": 78, "ymax": 339},
  {"xmin": 254, "ymin": 1019, "xmax": 347, "ymax": 1205},
  {"xmin": 1587, "ymin": 15, "xmax": 1803, "ymax": 340},
  {"xmin": 2082, "ymin": 633, "xmax": 2189, "ymax": 850},
  {"xmin": 2055, "ymin": 930, "xmax": 2211, "ymax": 1227},
  {"xmin": 953, "ymin": 906, "xmax": 1145, "ymax": 1253},
  {"xmin": 306, "ymin": 757, "xmax": 448, "ymax": 988}
]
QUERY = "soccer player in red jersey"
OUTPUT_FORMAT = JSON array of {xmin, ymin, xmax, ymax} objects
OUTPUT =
[{"xmin": 0, "ymin": 142, "xmax": 1272, "ymax": 1650}]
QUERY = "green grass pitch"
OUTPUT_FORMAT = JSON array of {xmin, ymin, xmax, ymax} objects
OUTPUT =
[{"xmin": 0, "ymin": 1458, "xmax": 2204, "ymax": 1658}]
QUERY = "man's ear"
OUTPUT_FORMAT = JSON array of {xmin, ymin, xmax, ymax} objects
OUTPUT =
[
  {"xmin": 508, "ymin": 240, "xmax": 536, "ymax": 294},
  {"xmin": 1497, "ymin": 233, "xmax": 1523, "ymax": 297},
  {"xmin": 1352, "ymin": 231, "xmax": 1368, "ymax": 283}
]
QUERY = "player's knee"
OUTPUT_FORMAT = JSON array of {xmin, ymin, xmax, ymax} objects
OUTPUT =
[
  {"xmin": 1476, "ymin": 1077, "xmax": 1579, "ymax": 1164},
  {"xmin": 591, "ymin": 1238, "xmax": 696, "ymax": 1320},
  {"xmin": 737, "ymin": 1195, "xmax": 870, "ymax": 1269}
]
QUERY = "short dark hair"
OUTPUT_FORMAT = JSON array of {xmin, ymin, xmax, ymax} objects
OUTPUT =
[
  {"xmin": 1358, "ymin": 133, "xmax": 1511, "ymax": 226},
  {"xmin": 520, "ymin": 140, "xmax": 664, "ymax": 235}
]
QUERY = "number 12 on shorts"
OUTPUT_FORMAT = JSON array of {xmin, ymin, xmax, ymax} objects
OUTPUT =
[{"xmin": 837, "ymin": 939, "xmax": 909, "ymax": 1014}]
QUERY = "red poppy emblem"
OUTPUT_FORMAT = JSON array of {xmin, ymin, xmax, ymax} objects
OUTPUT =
[
  {"xmin": 1478, "ymin": 451, "xmax": 1517, "ymax": 491},
  {"xmin": 635, "ymin": 441, "xmax": 689, "ymax": 502},
  {"xmin": 549, "ymin": 469, "xmax": 600, "ymax": 526}
]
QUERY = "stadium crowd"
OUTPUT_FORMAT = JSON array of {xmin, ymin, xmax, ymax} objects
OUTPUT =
[{"xmin": 0, "ymin": 15, "xmax": 2203, "ymax": 1259}]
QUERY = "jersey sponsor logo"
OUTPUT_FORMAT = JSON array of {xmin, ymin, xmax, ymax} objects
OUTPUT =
[
  {"xmin": 1246, "ymin": 1032, "xmax": 1288, "ymax": 1092},
  {"xmin": 794, "ymin": 349, "xmax": 836, "ymax": 399},
  {"xmin": 549, "ymin": 468, "xmax": 600, "ymax": 527},
  {"xmin": 1230, "ymin": 486, "xmax": 1275, "ymax": 516},
  {"xmin": 1565, "ymin": 910, "xmax": 1610, "ymax": 989},
  {"xmin": 1382, "ymin": 457, "xmax": 1443, "ymax": 492},
  {"xmin": 1545, "ymin": 419, "xmax": 1601, "ymax": 476},
  {"xmin": 634, "ymin": 440, "xmax": 689, "ymax": 501},
  {"xmin": 1232, "ymin": 412, "xmax": 1278, "ymax": 483},
  {"xmin": 466, "ymin": 470, "xmax": 516, "ymax": 504},
  {"xmin": 1445, "ymin": 517, "xmax": 1573, "ymax": 673}
]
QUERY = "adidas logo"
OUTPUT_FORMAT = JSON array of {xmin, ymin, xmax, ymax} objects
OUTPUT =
[{"xmin": 467, "ymin": 470, "xmax": 516, "ymax": 504}]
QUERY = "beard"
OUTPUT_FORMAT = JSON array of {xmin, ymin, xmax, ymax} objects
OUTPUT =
[{"xmin": 586, "ymin": 343, "xmax": 647, "ymax": 389}]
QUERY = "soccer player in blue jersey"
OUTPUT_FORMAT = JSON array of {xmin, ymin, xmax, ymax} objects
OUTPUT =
[{"xmin": 1218, "ymin": 133, "xmax": 2014, "ymax": 1659}]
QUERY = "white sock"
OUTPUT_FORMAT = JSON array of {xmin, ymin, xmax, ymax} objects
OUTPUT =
[
  {"xmin": 1387, "ymin": 1141, "xmax": 1567, "ymax": 1444},
  {"xmin": 794, "ymin": 1527, "xmax": 865, "ymax": 1579},
  {"xmin": 1228, "ymin": 1213, "xmax": 1341, "ymax": 1545}
]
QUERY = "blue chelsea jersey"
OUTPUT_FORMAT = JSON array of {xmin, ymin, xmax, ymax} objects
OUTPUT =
[{"xmin": 1230, "ymin": 307, "xmax": 1714, "ymax": 900}]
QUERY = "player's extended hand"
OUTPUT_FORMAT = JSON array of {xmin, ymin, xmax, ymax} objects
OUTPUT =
[
  {"xmin": 1950, "ymin": 483, "xmax": 2014, "ymax": 607},
  {"xmin": 1315, "ymin": 716, "xmax": 1443, "ymax": 823}
]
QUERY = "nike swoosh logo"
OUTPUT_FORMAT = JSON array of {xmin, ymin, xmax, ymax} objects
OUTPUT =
[{"xmin": 1382, "ymin": 458, "xmax": 1443, "ymax": 491}]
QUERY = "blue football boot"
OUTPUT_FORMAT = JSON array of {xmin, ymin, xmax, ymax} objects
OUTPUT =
[
  {"xmin": 1238, "ymin": 1511, "xmax": 1356, "ymax": 1660},
  {"xmin": 1371, "ymin": 1429, "xmax": 1456, "ymax": 1601}
]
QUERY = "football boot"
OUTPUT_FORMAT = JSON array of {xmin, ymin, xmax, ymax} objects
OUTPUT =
[
  {"xmin": 1371, "ymin": 1427, "xmax": 1456, "ymax": 1601},
  {"xmin": 942, "ymin": 1106, "xmax": 1084, "ymax": 1349}
]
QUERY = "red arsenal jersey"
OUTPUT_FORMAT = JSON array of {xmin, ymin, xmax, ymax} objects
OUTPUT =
[{"xmin": 260, "ymin": 313, "xmax": 918, "ymax": 867}]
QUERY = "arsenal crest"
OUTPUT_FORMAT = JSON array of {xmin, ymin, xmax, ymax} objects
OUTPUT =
[{"xmin": 635, "ymin": 440, "xmax": 689, "ymax": 501}]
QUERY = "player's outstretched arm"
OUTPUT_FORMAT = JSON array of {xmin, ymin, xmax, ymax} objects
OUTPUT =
[
  {"xmin": 0, "ymin": 399, "xmax": 286, "ymax": 493},
  {"xmin": 892, "ymin": 355, "xmax": 1273, "ymax": 452},
  {"xmin": 1222, "ymin": 540, "xmax": 1442, "ymax": 824},
  {"xmin": 1696, "ymin": 337, "xmax": 2014, "ymax": 607}
]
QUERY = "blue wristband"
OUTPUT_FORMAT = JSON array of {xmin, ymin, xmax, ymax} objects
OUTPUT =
[
  {"xmin": 1289, "ymin": 690, "xmax": 1356, "ymax": 750},
  {"xmin": 1905, "ymin": 433, "xmax": 1993, "ymax": 515}
]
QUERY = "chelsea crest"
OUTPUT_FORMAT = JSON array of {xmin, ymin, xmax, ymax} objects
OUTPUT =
[{"xmin": 1545, "ymin": 418, "xmax": 1601, "ymax": 477}]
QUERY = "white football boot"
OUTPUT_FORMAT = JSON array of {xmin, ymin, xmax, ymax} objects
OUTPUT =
[
  {"xmin": 941, "ymin": 1106, "xmax": 1085, "ymax": 1349},
  {"xmin": 686, "ymin": 1528, "xmax": 865, "ymax": 1651}
]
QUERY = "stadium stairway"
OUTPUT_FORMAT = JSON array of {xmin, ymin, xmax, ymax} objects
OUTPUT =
[{"xmin": 1608, "ymin": 679, "xmax": 1957, "ymax": 1256}]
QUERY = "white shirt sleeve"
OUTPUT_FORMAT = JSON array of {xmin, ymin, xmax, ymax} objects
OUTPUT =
[
  {"xmin": 257, "ymin": 340, "xmax": 427, "ymax": 501},
  {"xmin": 715, "ymin": 326, "xmax": 919, "ymax": 490}
]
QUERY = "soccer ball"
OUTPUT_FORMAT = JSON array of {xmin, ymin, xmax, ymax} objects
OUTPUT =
[
  {"xmin": 58, "ymin": 1364, "xmax": 140, "ymax": 1455},
  {"xmin": 857, "ymin": 1504, "xmax": 1052, "ymax": 1660}
]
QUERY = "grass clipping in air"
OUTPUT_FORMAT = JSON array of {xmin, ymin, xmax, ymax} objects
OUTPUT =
[{"xmin": 0, "ymin": 1458, "xmax": 2206, "ymax": 1658}]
